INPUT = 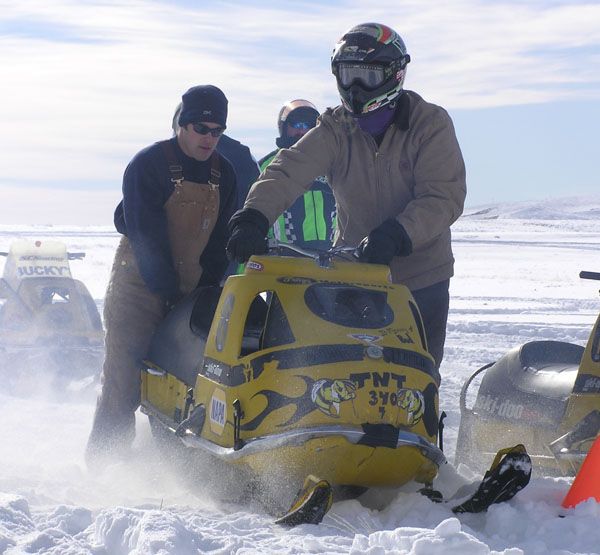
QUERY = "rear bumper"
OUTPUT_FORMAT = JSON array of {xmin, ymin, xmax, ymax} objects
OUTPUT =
[{"xmin": 142, "ymin": 405, "xmax": 446, "ymax": 466}]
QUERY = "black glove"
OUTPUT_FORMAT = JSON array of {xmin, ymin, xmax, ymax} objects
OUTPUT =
[
  {"xmin": 226, "ymin": 208, "xmax": 270, "ymax": 263},
  {"xmin": 356, "ymin": 219, "xmax": 412, "ymax": 265}
]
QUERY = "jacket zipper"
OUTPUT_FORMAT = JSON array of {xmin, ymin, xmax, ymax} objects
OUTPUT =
[{"xmin": 374, "ymin": 149, "xmax": 382, "ymax": 220}]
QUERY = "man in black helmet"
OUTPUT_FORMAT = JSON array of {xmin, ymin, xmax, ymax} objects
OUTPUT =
[
  {"xmin": 86, "ymin": 85, "xmax": 237, "ymax": 465},
  {"xmin": 260, "ymin": 99, "xmax": 336, "ymax": 251},
  {"xmin": 226, "ymin": 23, "xmax": 466, "ymax": 371}
]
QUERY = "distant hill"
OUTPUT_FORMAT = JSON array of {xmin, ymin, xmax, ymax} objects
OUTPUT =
[{"xmin": 463, "ymin": 195, "xmax": 600, "ymax": 220}]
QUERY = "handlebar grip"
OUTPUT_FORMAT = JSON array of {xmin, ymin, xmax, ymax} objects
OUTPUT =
[{"xmin": 580, "ymin": 271, "xmax": 600, "ymax": 281}]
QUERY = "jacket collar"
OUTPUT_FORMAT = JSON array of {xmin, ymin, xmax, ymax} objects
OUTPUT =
[
  {"xmin": 330, "ymin": 92, "xmax": 411, "ymax": 133},
  {"xmin": 393, "ymin": 92, "xmax": 410, "ymax": 131}
]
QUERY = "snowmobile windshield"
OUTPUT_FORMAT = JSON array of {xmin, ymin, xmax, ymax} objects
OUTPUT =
[
  {"xmin": 593, "ymin": 326, "xmax": 600, "ymax": 362},
  {"xmin": 304, "ymin": 284, "xmax": 393, "ymax": 329},
  {"xmin": 336, "ymin": 63, "xmax": 387, "ymax": 90}
]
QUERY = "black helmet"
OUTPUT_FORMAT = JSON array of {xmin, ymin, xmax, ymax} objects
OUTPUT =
[
  {"xmin": 276, "ymin": 99, "xmax": 319, "ymax": 148},
  {"xmin": 331, "ymin": 23, "xmax": 410, "ymax": 115}
]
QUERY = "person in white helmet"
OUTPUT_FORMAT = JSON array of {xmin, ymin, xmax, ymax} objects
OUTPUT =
[{"xmin": 258, "ymin": 99, "xmax": 336, "ymax": 251}]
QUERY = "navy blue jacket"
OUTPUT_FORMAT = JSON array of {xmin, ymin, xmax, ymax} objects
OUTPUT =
[
  {"xmin": 114, "ymin": 137, "xmax": 237, "ymax": 300},
  {"xmin": 216, "ymin": 135, "xmax": 260, "ymax": 208},
  {"xmin": 217, "ymin": 135, "xmax": 260, "ymax": 280}
]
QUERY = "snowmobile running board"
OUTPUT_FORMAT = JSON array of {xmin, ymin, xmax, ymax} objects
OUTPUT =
[{"xmin": 141, "ymin": 405, "xmax": 446, "ymax": 466}]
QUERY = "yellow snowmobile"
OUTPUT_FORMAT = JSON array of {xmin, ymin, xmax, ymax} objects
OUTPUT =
[
  {"xmin": 140, "ymin": 243, "xmax": 445, "ymax": 522},
  {"xmin": 456, "ymin": 271, "xmax": 600, "ymax": 476},
  {"xmin": 0, "ymin": 239, "xmax": 104, "ymax": 394}
]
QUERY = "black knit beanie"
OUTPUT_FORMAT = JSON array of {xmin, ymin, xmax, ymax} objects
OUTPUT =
[{"xmin": 178, "ymin": 85, "xmax": 228, "ymax": 127}]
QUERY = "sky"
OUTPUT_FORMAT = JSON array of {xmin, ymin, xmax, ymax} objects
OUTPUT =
[{"xmin": 1, "ymin": 0, "xmax": 599, "ymax": 224}]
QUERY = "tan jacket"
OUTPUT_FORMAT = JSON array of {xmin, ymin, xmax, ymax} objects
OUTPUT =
[{"xmin": 244, "ymin": 91, "xmax": 466, "ymax": 290}]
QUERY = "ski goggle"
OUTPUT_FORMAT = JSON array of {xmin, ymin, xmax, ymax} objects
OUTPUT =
[
  {"xmin": 288, "ymin": 121, "xmax": 314, "ymax": 130},
  {"xmin": 336, "ymin": 63, "xmax": 388, "ymax": 90},
  {"xmin": 192, "ymin": 122, "xmax": 226, "ymax": 137}
]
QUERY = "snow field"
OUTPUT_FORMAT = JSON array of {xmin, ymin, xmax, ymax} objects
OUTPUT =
[{"xmin": 1, "ymin": 210, "xmax": 600, "ymax": 554}]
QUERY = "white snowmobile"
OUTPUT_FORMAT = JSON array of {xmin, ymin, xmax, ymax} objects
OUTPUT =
[{"xmin": 0, "ymin": 239, "xmax": 104, "ymax": 395}]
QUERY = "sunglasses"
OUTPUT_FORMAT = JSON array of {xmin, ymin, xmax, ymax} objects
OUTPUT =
[
  {"xmin": 288, "ymin": 121, "xmax": 314, "ymax": 130},
  {"xmin": 191, "ymin": 122, "xmax": 226, "ymax": 137}
]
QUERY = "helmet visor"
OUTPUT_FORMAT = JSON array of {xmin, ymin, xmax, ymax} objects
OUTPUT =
[{"xmin": 336, "ymin": 63, "xmax": 386, "ymax": 90}]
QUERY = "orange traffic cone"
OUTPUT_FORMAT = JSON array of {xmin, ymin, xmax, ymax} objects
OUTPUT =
[{"xmin": 562, "ymin": 435, "xmax": 600, "ymax": 509}]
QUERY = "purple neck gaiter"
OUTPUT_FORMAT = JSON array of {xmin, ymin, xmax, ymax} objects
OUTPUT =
[{"xmin": 353, "ymin": 105, "xmax": 396, "ymax": 137}]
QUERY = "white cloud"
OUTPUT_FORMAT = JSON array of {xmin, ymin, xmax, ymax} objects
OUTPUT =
[{"xmin": 0, "ymin": 0, "xmax": 598, "ymax": 191}]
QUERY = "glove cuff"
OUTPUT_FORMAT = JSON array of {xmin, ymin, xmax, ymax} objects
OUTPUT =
[
  {"xmin": 228, "ymin": 208, "xmax": 270, "ymax": 236},
  {"xmin": 379, "ymin": 219, "xmax": 413, "ymax": 257}
]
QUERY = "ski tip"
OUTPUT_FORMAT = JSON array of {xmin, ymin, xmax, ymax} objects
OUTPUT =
[
  {"xmin": 451, "ymin": 448, "xmax": 532, "ymax": 514},
  {"xmin": 275, "ymin": 479, "xmax": 333, "ymax": 527}
]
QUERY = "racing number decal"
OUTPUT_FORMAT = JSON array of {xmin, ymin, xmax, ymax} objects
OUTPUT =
[
  {"xmin": 368, "ymin": 388, "xmax": 425, "ymax": 425},
  {"xmin": 369, "ymin": 390, "xmax": 400, "ymax": 418}
]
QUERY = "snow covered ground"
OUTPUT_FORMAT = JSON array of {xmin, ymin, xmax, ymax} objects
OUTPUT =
[{"xmin": 1, "ymin": 198, "xmax": 600, "ymax": 554}]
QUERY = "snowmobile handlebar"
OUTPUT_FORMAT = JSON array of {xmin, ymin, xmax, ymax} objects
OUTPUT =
[
  {"xmin": 267, "ymin": 239, "xmax": 358, "ymax": 268},
  {"xmin": 580, "ymin": 271, "xmax": 600, "ymax": 281}
]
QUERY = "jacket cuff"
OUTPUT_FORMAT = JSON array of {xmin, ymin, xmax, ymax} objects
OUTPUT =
[{"xmin": 228, "ymin": 208, "xmax": 270, "ymax": 236}]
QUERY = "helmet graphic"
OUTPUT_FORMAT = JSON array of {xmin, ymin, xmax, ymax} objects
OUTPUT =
[
  {"xmin": 331, "ymin": 23, "xmax": 410, "ymax": 115},
  {"xmin": 276, "ymin": 99, "xmax": 319, "ymax": 148}
]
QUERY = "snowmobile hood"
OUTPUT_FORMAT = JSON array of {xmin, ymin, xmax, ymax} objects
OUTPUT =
[{"xmin": 2, "ymin": 240, "xmax": 73, "ymax": 291}]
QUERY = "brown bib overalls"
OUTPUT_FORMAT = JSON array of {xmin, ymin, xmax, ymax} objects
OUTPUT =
[{"xmin": 87, "ymin": 143, "xmax": 220, "ymax": 459}]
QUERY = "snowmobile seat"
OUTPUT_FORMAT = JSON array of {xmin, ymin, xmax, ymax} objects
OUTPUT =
[
  {"xmin": 261, "ymin": 292, "xmax": 294, "ymax": 350},
  {"xmin": 146, "ymin": 286, "xmax": 221, "ymax": 387},
  {"xmin": 240, "ymin": 295, "xmax": 269, "ymax": 356},
  {"xmin": 190, "ymin": 287, "xmax": 222, "ymax": 338}
]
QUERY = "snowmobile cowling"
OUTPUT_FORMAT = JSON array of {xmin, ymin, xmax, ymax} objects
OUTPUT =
[{"xmin": 140, "ymin": 243, "xmax": 445, "ymax": 494}]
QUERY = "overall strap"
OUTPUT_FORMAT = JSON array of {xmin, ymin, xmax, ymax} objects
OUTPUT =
[
  {"xmin": 160, "ymin": 140, "xmax": 184, "ymax": 186},
  {"xmin": 209, "ymin": 153, "xmax": 221, "ymax": 190}
]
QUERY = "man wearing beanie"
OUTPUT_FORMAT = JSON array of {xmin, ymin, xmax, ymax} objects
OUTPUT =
[{"xmin": 86, "ymin": 85, "xmax": 237, "ymax": 466}]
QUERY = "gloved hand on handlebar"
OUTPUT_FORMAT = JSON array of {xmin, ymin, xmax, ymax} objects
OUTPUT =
[
  {"xmin": 226, "ymin": 208, "xmax": 270, "ymax": 263},
  {"xmin": 356, "ymin": 219, "xmax": 412, "ymax": 265}
]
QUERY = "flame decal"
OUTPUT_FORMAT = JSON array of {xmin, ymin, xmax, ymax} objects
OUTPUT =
[{"xmin": 241, "ymin": 376, "xmax": 318, "ymax": 431}]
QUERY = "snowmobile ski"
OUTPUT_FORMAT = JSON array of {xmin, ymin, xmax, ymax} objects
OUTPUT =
[
  {"xmin": 275, "ymin": 475, "xmax": 333, "ymax": 526},
  {"xmin": 451, "ymin": 444, "xmax": 532, "ymax": 513}
]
